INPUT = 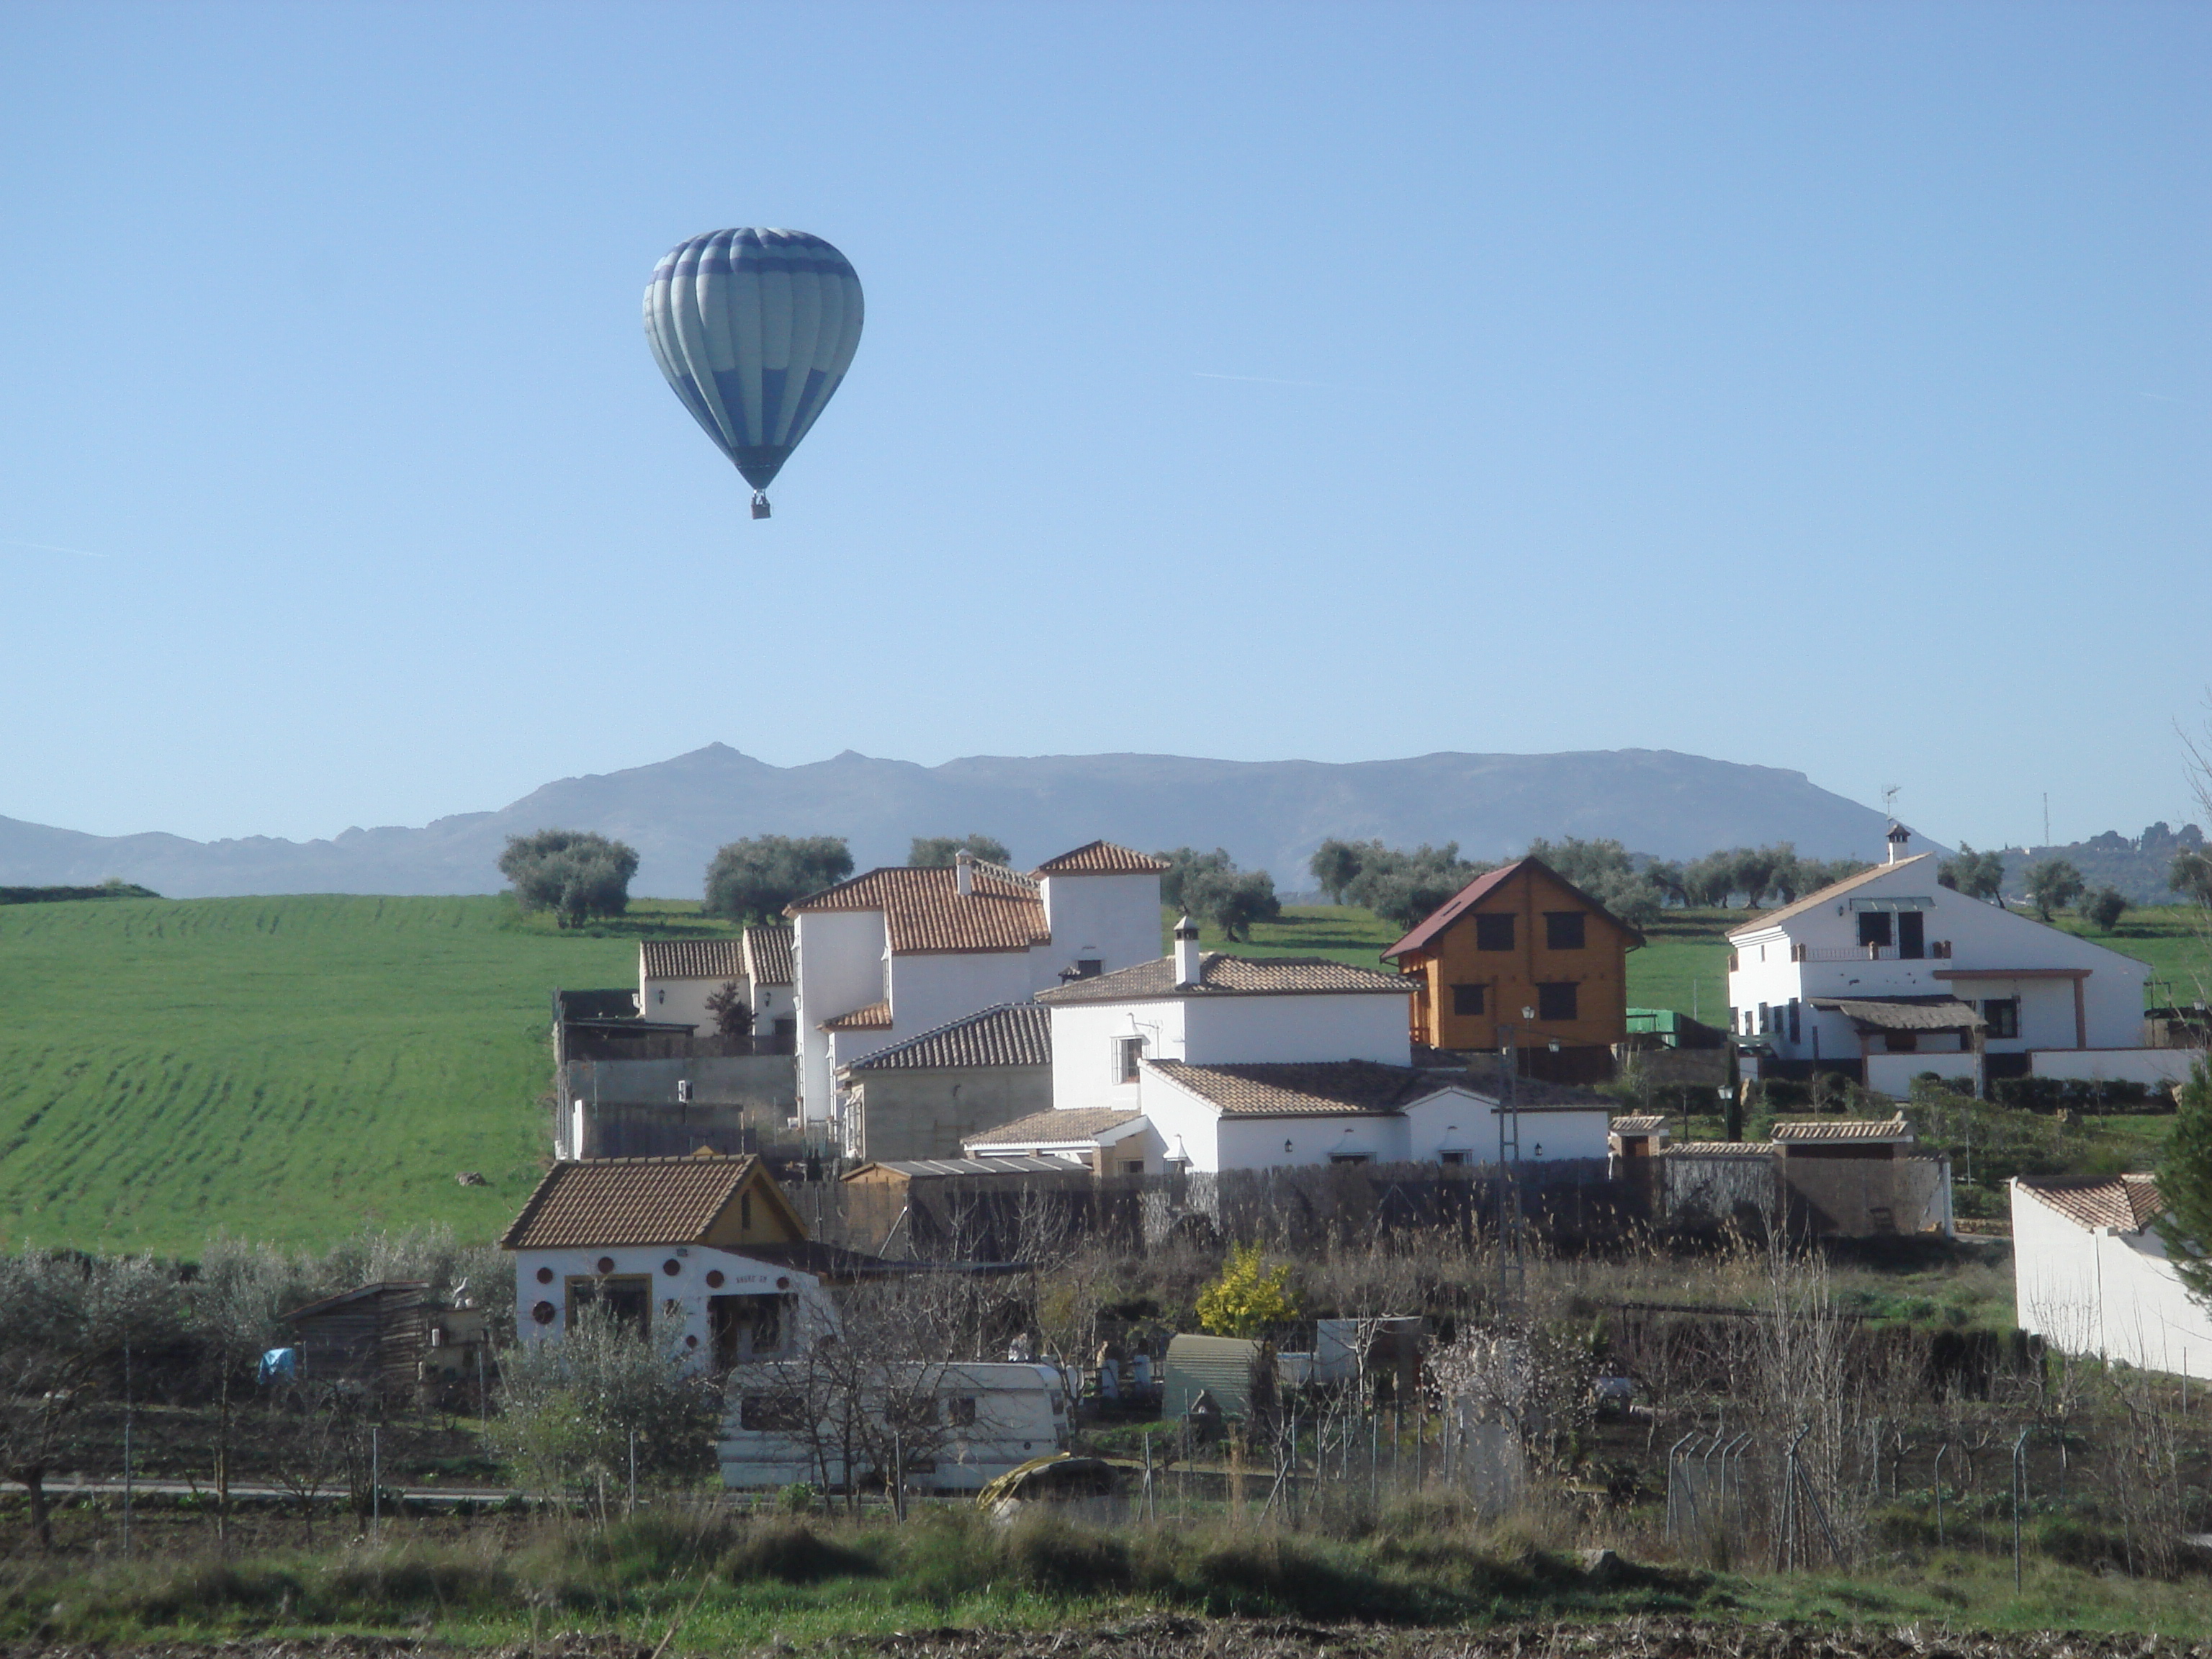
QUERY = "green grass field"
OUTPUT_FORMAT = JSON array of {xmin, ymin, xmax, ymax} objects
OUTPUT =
[{"xmin": 0, "ymin": 894, "xmax": 739, "ymax": 1255}]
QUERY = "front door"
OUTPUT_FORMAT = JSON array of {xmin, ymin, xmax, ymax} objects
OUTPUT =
[{"xmin": 1897, "ymin": 912, "xmax": 1925, "ymax": 960}]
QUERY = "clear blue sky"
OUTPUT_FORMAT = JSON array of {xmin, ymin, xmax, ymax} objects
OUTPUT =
[{"xmin": 3, "ymin": 2, "xmax": 2206, "ymax": 853}]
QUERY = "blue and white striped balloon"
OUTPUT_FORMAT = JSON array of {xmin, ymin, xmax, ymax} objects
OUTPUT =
[{"xmin": 644, "ymin": 229, "xmax": 864, "ymax": 511}]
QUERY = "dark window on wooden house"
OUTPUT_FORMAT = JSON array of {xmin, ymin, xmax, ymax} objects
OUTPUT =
[
  {"xmin": 1451, "ymin": 983, "xmax": 1485, "ymax": 1017},
  {"xmin": 1474, "ymin": 914, "xmax": 1516, "ymax": 951},
  {"xmin": 1537, "ymin": 982, "xmax": 1578, "ymax": 1021},
  {"xmin": 1545, "ymin": 912, "xmax": 1586, "ymax": 950}
]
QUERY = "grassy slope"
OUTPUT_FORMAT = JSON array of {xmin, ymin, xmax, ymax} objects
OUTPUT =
[{"xmin": 0, "ymin": 894, "xmax": 736, "ymax": 1255}]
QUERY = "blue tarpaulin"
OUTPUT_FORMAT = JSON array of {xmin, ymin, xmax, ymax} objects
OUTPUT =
[{"xmin": 258, "ymin": 1346, "xmax": 299, "ymax": 1384}]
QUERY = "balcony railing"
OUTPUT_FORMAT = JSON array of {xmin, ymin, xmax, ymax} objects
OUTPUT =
[{"xmin": 1791, "ymin": 941, "xmax": 1951, "ymax": 963}]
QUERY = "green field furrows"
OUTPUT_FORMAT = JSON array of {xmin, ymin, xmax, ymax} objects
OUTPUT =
[{"xmin": 0, "ymin": 894, "xmax": 672, "ymax": 1253}]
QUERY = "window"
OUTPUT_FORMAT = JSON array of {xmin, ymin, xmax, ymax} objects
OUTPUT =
[
  {"xmin": 1122, "ymin": 1159, "xmax": 1146, "ymax": 1175},
  {"xmin": 1330, "ymin": 1152, "xmax": 1372, "ymax": 1166},
  {"xmin": 567, "ymin": 1275, "xmax": 652, "ymax": 1336},
  {"xmin": 1451, "ymin": 983, "xmax": 1486, "ymax": 1017},
  {"xmin": 1439, "ymin": 1150, "xmax": 1469, "ymax": 1166},
  {"xmin": 1545, "ymin": 912, "xmax": 1586, "ymax": 950},
  {"xmin": 1857, "ymin": 912, "xmax": 1893, "ymax": 948},
  {"xmin": 1883, "ymin": 1031, "xmax": 1918, "ymax": 1053},
  {"xmin": 1787, "ymin": 999, "xmax": 1801, "ymax": 1043},
  {"xmin": 1537, "ymin": 982, "xmax": 1578, "ymax": 1022},
  {"xmin": 1074, "ymin": 958, "xmax": 1103, "ymax": 979},
  {"xmin": 1983, "ymin": 998, "xmax": 2020, "ymax": 1039},
  {"xmin": 1115, "ymin": 1036, "xmax": 1146, "ymax": 1082},
  {"xmin": 1474, "ymin": 914, "xmax": 1516, "ymax": 951},
  {"xmin": 739, "ymin": 1392, "xmax": 809, "ymax": 1432},
  {"xmin": 948, "ymin": 1397, "xmax": 978, "ymax": 1427}
]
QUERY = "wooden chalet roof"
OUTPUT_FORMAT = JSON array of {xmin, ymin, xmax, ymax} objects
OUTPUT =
[{"xmin": 1380, "ymin": 857, "xmax": 1645, "ymax": 961}]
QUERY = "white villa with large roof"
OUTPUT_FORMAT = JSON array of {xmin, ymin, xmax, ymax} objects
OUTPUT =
[
  {"xmin": 1726, "ymin": 824, "xmax": 2156, "ymax": 1095},
  {"xmin": 788, "ymin": 842, "xmax": 1167, "ymax": 1141},
  {"xmin": 961, "ymin": 917, "xmax": 1612, "ymax": 1174}
]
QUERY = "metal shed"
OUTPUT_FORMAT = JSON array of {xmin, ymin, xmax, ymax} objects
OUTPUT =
[{"xmin": 1161, "ymin": 1334, "xmax": 1277, "ymax": 1424}]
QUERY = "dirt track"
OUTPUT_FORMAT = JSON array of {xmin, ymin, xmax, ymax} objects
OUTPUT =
[{"xmin": 4, "ymin": 1617, "xmax": 2207, "ymax": 1659}]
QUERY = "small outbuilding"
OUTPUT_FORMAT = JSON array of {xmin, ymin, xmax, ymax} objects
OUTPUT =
[{"xmin": 1162, "ymin": 1334, "xmax": 1277, "ymax": 1426}]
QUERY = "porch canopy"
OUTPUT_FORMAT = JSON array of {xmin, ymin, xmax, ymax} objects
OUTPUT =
[{"xmin": 1809, "ymin": 994, "xmax": 1985, "ymax": 1037}]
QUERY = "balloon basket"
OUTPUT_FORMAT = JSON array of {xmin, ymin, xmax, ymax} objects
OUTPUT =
[{"xmin": 750, "ymin": 493, "xmax": 772, "ymax": 520}]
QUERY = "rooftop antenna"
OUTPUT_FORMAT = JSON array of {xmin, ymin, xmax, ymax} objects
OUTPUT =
[
  {"xmin": 1881, "ymin": 784, "xmax": 1900, "ymax": 819},
  {"xmin": 2043, "ymin": 793, "xmax": 2051, "ymax": 848}
]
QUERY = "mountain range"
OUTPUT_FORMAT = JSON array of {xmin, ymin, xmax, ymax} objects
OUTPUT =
[{"xmin": 1, "ymin": 745, "xmax": 1907, "ymax": 900}]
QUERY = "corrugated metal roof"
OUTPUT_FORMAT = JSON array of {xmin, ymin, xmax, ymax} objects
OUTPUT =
[
  {"xmin": 1038, "ymin": 953, "xmax": 1413, "ymax": 1003},
  {"xmin": 844, "ymin": 1004, "xmax": 1050, "ymax": 1071},
  {"xmin": 639, "ymin": 938, "xmax": 747, "ymax": 980},
  {"xmin": 1164, "ymin": 1334, "xmax": 1272, "ymax": 1420}
]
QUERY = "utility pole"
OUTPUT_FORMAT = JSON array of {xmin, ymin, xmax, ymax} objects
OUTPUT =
[
  {"xmin": 1496, "ymin": 1012, "xmax": 1529, "ymax": 1316},
  {"xmin": 2044, "ymin": 793, "xmax": 2051, "ymax": 848}
]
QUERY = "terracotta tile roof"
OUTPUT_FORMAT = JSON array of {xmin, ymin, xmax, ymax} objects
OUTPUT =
[
  {"xmin": 845, "ymin": 1004, "xmax": 1051, "ymax": 1072},
  {"xmin": 742, "ymin": 925, "xmax": 794, "ymax": 986},
  {"xmin": 1661, "ymin": 1142, "xmax": 1776, "ymax": 1158},
  {"xmin": 2016, "ymin": 1174, "xmax": 2165, "ymax": 1232},
  {"xmin": 965, "ymin": 1107, "xmax": 1141, "ymax": 1147},
  {"xmin": 1770, "ymin": 1114, "xmax": 1912, "ymax": 1143},
  {"xmin": 638, "ymin": 938, "xmax": 747, "ymax": 980},
  {"xmin": 786, "ymin": 865, "xmax": 1050, "ymax": 955},
  {"xmin": 500, "ymin": 1155, "xmax": 760, "ymax": 1249},
  {"xmin": 1038, "ymin": 953, "xmax": 1413, "ymax": 1003},
  {"xmin": 1380, "ymin": 856, "xmax": 1645, "ymax": 961},
  {"xmin": 1611, "ymin": 1115, "xmax": 1671, "ymax": 1134},
  {"xmin": 1147, "ymin": 1059, "xmax": 1462, "ymax": 1118},
  {"xmin": 1727, "ymin": 855, "xmax": 1925, "ymax": 939},
  {"xmin": 823, "ymin": 1000, "xmax": 893, "ymax": 1031},
  {"xmin": 1030, "ymin": 841, "xmax": 1171, "ymax": 876},
  {"xmin": 1808, "ymin": 996, "xmax": 1984, "ymax": 1033}
]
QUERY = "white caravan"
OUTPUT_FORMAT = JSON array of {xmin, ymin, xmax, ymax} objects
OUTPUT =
[{"xmin": 719, "ymin": 1360, "xmax": 1071, "ymax": 1493}]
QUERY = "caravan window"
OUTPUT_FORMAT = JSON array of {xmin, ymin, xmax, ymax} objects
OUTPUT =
[
  {"xmin": 948, "ymin": 1397, "xmax": 978, "ymax": 1427},
  {"xmin": 739, "ymin": 1392, "xmax": 809, "ymax": 1432}
]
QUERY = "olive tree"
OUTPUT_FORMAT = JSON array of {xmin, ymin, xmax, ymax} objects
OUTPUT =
[
  {"xmin": 703, "ymin": 835, "xmax": 853, "ymax": 922},
  {"xmin": 2023, "ymin": 858, "xmax": 2086, "ymax": 922},
  {"xmin": 909, "ymin": 835, "xmax": 1010, "ymax": 867},
  {"xmin": 498, "ymin": 830, "xmax": 640, "ymax": 927}
]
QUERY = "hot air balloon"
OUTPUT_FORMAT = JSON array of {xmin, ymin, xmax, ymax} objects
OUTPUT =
[{"xmin": 644, "ymin": 229, "xmax": 864, "ymax": 519}]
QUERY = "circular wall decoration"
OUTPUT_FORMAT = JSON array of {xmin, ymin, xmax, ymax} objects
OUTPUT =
[
  {"xmin": 685, "ymin": 1334, "xmax": 699, "ymax": 1349},
  {"xmin": 777, "ymin": 1276, "xmax": 791, "ymax": 1290},
  {"xmin": 706, "ymin": 1270, "xmax": 725, "ymax": 1289},
  {"xmin": 536, "ymin": 1267, "xmax": 554, "ymax": 1285},
  {"xmin": 663, "ymin": 1259, "xmax": 682, "ymax": 1277},
  {"xmin": 596, "ymin": 1256, "xmax": 616, "ymax": 1274},
  {"xmin": 531, "ymin": 1301, "xmax": 557, "ymax": 1325}
]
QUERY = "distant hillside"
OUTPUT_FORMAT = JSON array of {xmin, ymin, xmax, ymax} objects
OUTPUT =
[
  {"xmin": 0, "ymin": 746, "xmax": 1903, "ymax": 900},
  {"xmin": 1997, "ymin": 822, "xmax": 2207, "ymax": 907}
]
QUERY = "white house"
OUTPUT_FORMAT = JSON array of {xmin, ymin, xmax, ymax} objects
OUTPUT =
[
  {"xmin": 502, "ymin": 1154, "xmax": 838, "ymax": 1372},
  {"xmin": 1726, "ymin": 824, "xmax": 2154, "ymax": 1096},
  {"xmin": 963, "ymin": 919, "xmax": 1612, "ymax": 1173},
  {"xmin": 637, "ymin": 926, "xmax": 797, "ymax": 1045},
  {"xmin": 2012, "ymin": 1174, "xmax": 2211, "ymax": 1380},
  {"xmin": 788, "ymin": 842, "xmax": 1166, "ymax": 1141}
]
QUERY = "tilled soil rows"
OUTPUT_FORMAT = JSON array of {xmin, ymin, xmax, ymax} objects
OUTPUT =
[{"xmin": 4, "ymin": 1617, "xmax": 2207, "ymax": 1659}]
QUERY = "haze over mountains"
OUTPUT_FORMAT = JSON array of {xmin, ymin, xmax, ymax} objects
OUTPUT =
[{"xmin": 1, "ymin": 745, "xmax": 1907, "ymax": 900}]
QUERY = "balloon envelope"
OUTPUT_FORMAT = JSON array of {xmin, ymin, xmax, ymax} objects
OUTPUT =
[{"xmin": 644, "ymin": 228, "xmax": 864, "ymax": 493}]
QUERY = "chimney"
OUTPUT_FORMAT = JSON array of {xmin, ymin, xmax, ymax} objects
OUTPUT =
[
  {"xmin": 1885, "ymin": 822, "xmax": 1912, "ymax": 866},
  {"xmin": 1173, "ymin": 913, "xmax": 1202, "ymax": 986},
  {"xmin": 956, "ymin": 848, "xmax": 974, "ymax": 896}
]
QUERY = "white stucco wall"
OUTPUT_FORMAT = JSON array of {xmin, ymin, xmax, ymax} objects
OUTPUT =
[
  {"xmin": 795, "ymin": 909, "xmax": 889, "ymax": 1124},
  {"xmin": 640, "ymin": 975, "xmax": 752, "ymax": 1038},
  {"xmin": 1050, "ymin": 999, "xmax": 1189, "ymax": 1116},
  {"xmin": 1181, "ymin": 993, "xmax": 1413, "ymax": 1066},
  {"xmin": 1865, "ymin": 1053, "xmax": 1981, "ymax": 1096},
  {"xmin": 1727, "ymin": 855, "xmax": 2152, "ymax": 1061},
  {"xmin": 1401, "ymin": 1094, "xmax": 1613, "ymax": 1164},
  {"xmin": 2011, "ymin": 1184, "xmax": 2212, "ymax": 1379},
  {"xmin": 511, "ymin": 1244, "xmax": 833, "ymax": 1370},
  {"xmin": 1038, "ymin": 872, "xmax": 1164, "ymax": 978}
]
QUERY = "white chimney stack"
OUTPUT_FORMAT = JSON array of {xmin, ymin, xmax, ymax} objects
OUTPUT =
[
  {"xmin": 1173, "ymin": 913, "xmax": 1202, "ymax": 986},
  {"xmin": 956, "ymin": 848, "xmax": 975, "ymax": 896},
  {"xmin": 1885, "ymin": 822, "xmax": 1912, "ymax": 866}
]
